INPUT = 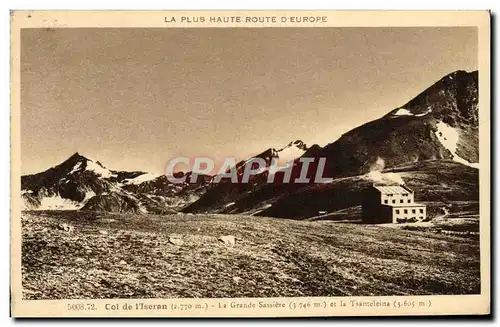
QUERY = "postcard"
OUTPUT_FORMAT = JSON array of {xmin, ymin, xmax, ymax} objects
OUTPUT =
[{"xmin": 10, "ymin": 10, "xmax": 491, "ymax": 317}]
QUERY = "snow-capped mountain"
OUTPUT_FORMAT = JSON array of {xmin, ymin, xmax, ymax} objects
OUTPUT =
[
  {"xmin": 180, "ymin": 140, "xmax": 311, "ymax": 213},
  {"xmin": 22, "ymin": 153, "xmax": 119, "ymax": 210},
  {"xmin": 184, "ymin": 70, "xmax": 480, "ymax": 216},
  {"xmin": 233, "ymin": 139, "xmax": 309, "ymax": 176},
  {"xmin": 20, "ymin": 140, "xmax": 306, "ymax": 213},
  {"xmin": 305, "ymin": 70, "xmax": 479, "ymax": 178},
  {"xmin": 276, "ymin": 140, "xmax": 308, "ymax": 162}
]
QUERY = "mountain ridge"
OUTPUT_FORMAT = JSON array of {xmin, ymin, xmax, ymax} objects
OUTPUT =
[
  {"xmin": 20, "ymin": 140, "xmax": 310, "ymax": 213},
  {"xmin": 21, "ymin": 70, "xmax": 479, "ymax": 218},
  {"xmin": 183, "ymin": 69, "xmax": 479, "ymax": 217}
]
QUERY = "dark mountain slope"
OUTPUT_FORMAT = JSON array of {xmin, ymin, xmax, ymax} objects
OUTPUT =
[
  {"xmin": 314, "ymin": 70, "xmax": 478, "ymax": 177},
  {"xmin": 185, "ymin": 70, "xmax": 479, "ymax": 217},
  {"xmin": 258, "ymin": 160, "xmax": 479, "ymax": 219}
]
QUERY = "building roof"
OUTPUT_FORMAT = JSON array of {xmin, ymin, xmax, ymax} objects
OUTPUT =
[
  {"xmin": 381, "ymin": 203, "xmax": 426, "ymax": 208},
  {"xmin": 373, "ymin": 185, "xmax": 412, "ymax": 194}
]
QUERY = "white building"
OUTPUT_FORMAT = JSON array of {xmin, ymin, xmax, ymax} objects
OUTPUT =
[{"xmin": 362, "ymin": 184, "xmax": 427, "ymax": 224}]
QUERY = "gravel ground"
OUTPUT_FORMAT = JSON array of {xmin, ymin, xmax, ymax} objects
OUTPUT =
[{"xmin": 21, "ymin": 210, "xmax": 481, "ymax": 299}]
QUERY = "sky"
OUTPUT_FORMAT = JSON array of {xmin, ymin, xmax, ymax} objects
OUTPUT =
[{"xmin": 21, "ymin": 27, "xmax": 477, "ymax": 175}]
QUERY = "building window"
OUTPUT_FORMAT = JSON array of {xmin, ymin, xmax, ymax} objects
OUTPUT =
[
  {"xmin": 395, "ymin": 209, "xmax": 400, "ymax": 214},
  {"xmin": 404, "ymin": 209, "xmax": 408, "ymax": 214},
  {"xmin": 420, "ymin": 209, "xmax": 424, "ymax": 213},
  {"xmin": 392, "ymin": 200, "xmax": 395, "ymax": 204},
  {"xmin": 419, "ymin": 216, "xmax": 423, "ymax": 220},
  {"xmin": 384, "ymin": 200, "xmax": 388, "ymax": 204},
  {"xmin": 407, "ymin": 199, "xmax": 411, "ymax": 203},
  {"xmin": 412, "ymin": 209, "xmax": 416, "ymax": 213},
  {"xmin": 400, "ymin": 199, "xmax": 403, "ymax": 203}
]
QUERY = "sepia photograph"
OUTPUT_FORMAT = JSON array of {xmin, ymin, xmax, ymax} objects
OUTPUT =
[{"xmin": 10, "ymin": 11, "xmax": 491, "ymax": 317}]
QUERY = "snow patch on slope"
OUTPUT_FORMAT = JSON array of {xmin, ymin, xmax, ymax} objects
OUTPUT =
[
  {"xmin": 86, "ymin": 160, "xmax": 115, "ymax": 178},
  {"xmin": 434, "ymin": 121, "xmax": 479, "ymax": 169},
  {"xmin": 278, "ymin": 145, "xmax": 306, "ymax": 162},
  {"xmin": 83, "ymin": 189, "xmax": 96, "ymax": 201},
  {"xmin": 22, "ymin": 189, "xmax": 98, "ymax": 211},
  {"xmin": 415, "ymin": 108, "xmax": 432, "ymax": 117},
  {"xmin": 393, "ymin": 108, "xmax": 413, "ymax": 116},
  {"xmin": 392, "ymin": 107, "xmax": 431, "ymax": 117},
  {"xmin": 248, "ymin": 203, "xmax": 273, "ymax": 216},
  {"xmin": 69, "ymin": 162, "xmax": 83, "ymax": 174},
  {"xmin": 37, "ymin": 195, "xmax": 82, "ymax": 210}
]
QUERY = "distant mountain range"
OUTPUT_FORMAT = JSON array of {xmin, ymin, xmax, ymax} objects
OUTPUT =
[
  {"xmin": 20, "ymin": 140, "xmax": 309, "ymax": 213},
  {"xmin": 21, "ymin": 70, "xmax": 480, "ymax": 218},
  {"xmin": 21, "ymin": 152, "xmax": 205, "ymax": 213}
]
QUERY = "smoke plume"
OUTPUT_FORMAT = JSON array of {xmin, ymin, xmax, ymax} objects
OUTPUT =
[{"xmin": 365, "ymin": 157, "xmax": 405, "ymax": 185}]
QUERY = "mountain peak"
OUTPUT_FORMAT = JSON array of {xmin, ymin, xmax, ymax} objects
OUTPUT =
[
  {"xmin": 50, "ymin": 152, "xmax": 114, "ymax": 178},
  {"xmin": 449, "ymin": 69, "xmax": 476, "ymax": 77},
  {"xmin": 63, "ymin": 152, "xmax": 108, "ymax": 168},
  {"xmin": 382, "ymin": 69, "xmax": 478, "ymax": 126},
  {"xmin": 68, "ymin": 151, "xmax": 93, "ymax": 160},
  {"xmin": 275, "ymin": 140, "xmax": 309, "ymax": 162},
  {"xmin": 437, "ymin": 70, "xmax": 477, "ymax": 87},
  {"xmin": 281, "ymin": 139, "xmax": 308, "ymax": 151},
  {"xmin": 62, "ymin": 152, "xmax": 91, "ymax": 166},
  {"xmin": 400, "ymin": 69, "xmax": 479, "ymax": 126}
]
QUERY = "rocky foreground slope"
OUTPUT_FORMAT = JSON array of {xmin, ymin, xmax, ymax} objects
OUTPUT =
[{"xmin": 22, "ymin": 211, "xmax": 480, "ymax": 299}]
